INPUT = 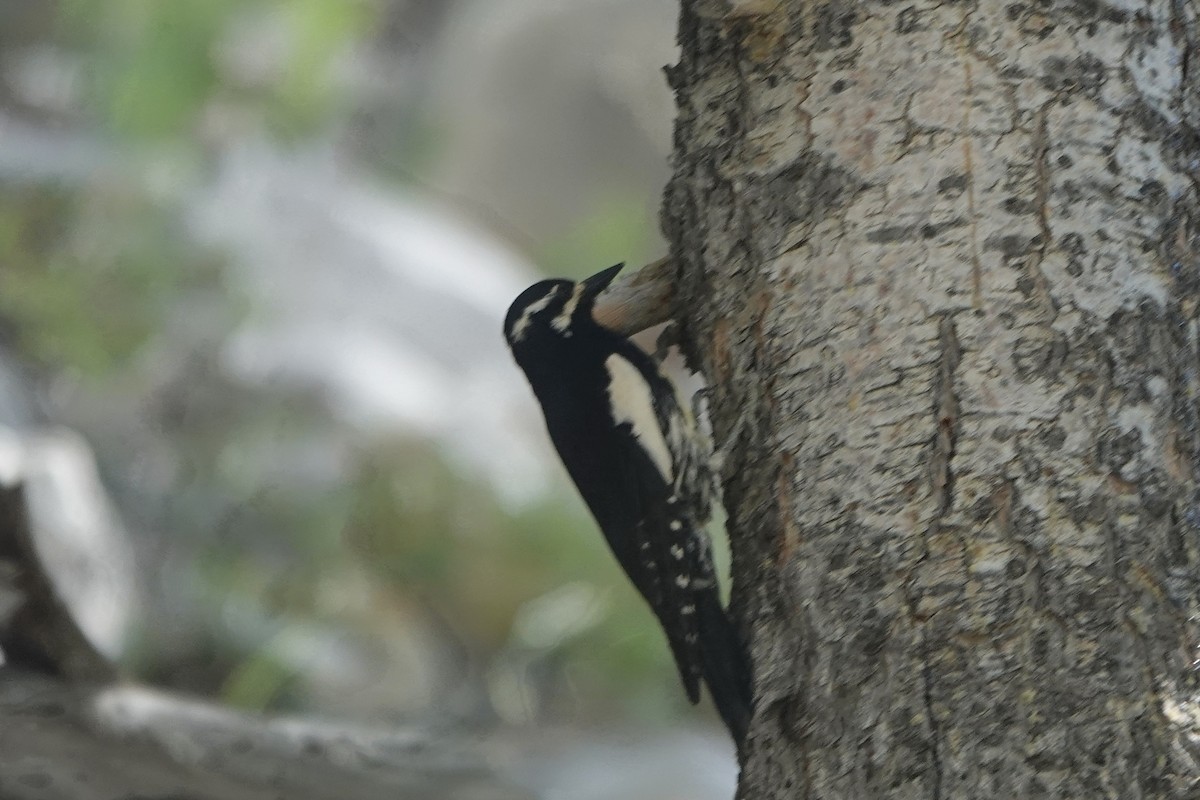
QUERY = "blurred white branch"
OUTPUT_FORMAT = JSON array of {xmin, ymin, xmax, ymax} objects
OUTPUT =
[{"xmin": 0, "ymin": 479, "xmax": 530, "ymax": 800}]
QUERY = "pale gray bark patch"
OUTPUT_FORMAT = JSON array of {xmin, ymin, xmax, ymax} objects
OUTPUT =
[{"xmin": 664, "ymin": 0, "xmax": 1200, "ymax": 796}]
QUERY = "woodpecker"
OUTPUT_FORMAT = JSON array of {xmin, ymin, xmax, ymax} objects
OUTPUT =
[{"xmin": 503, "ymin": 263, "xmax": 751, "ymax": 743}]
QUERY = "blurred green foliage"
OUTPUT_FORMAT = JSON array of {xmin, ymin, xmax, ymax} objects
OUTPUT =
[
  {"xmin": 0, "ymin": 0, "xmax": 701, "ymax": 730},
  {"xmin": 56, "ymin": 0, "xmax": 374, "ymax": 140},
  {"xmin": 538, "ymin": 191, "xmax": 659, "ymax": 281},
  {"xmin": 0, "ymin": 184, "xmax": 225, "ymax": 374}
]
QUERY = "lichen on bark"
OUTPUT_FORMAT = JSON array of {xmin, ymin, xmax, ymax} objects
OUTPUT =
[{"xmin": 663, "ymin": 0, "xmax": 1200, "ymax": 796}]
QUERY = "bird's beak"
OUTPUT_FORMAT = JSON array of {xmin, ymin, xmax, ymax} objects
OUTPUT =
[{"xmin": 580, "ymin": 263, "xmax": 624, "ymax": 301}]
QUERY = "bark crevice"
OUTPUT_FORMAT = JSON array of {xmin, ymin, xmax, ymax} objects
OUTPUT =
[
  {"xmin": 918, "ymin": 313, "xmax": 962, "ymax": 800},
  {"xmin": 1028, "ymin": 101, "xmax": 1060, "ymax": 324},
  {"xmin": 919, "ymin": 632, "xmax": 944, "ymax": 800},
  {"xmin": 929, "ymin": 314, "xmax": 962, "ymax": 519}
]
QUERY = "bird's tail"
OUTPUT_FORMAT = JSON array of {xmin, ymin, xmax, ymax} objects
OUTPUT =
[{"xmin": 697, "ymin": 588, "xmax": 752, "ymax": 746}]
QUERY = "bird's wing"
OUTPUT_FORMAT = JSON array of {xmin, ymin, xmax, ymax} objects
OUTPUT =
[
  {"xmin": 552, "ymin": 350, "xmax": 706, "ymax": 702},
  {"xmin": 607, "ymin": 417, "xmax": 705, "ymax": 703}
]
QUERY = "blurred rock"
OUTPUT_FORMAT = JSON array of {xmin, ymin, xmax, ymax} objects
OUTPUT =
[
  {"xmin": 0, "ymin": 111, "xmax": 107, "ymax": 184},
  {"xmin": 0, "ymin": 425, "xmax": 136, "ymax": 659},
  {"xmin": 421, "ymin": 0, "xmax": 677, "ymax": 244},
  {"xmin": 0, "ymin": 345, "xmax": 39, "ymax": 428},
  {"xmin": 495, "ymin": 727, "xmax": 738, "ymax": 800},
  {"xmin": 190, "ymin": 142, "xmax": 551, "ymax": 503}
]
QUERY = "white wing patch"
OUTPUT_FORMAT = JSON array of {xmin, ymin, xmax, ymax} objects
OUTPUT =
[
  {"xmin": 508, "ymin": 287, "xmax": 559, "ymax": 342},
  {"xmin": 605, "ymin": 354, "xmax": 674, "ymax": 482}
]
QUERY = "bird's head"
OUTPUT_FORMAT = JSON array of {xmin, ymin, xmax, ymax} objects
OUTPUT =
[{"xmin": 503, "ymin": 263, "xmax": 622, "ymax": 348}]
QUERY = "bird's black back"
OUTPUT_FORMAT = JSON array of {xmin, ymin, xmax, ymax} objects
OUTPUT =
[
  {"xmin": 505, "ymin": 278, "xmax": 751, "ymax": 742},
  {"xmin": 511, "ymin": 311, "xmax": 704, "ymax": 686}
]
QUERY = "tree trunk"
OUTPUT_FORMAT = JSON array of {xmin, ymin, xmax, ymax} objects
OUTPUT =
[{"xmin": 663, "ymin": 0, "xmax": 1200, "ymax": 796}]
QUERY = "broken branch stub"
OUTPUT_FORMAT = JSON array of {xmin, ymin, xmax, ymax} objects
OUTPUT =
[{"xmin": 591, "ymin": 258, "xmax": 676, "ymax": 336}]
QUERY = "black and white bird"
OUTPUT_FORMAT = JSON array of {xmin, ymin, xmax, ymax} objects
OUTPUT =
[{"xmin": 503, "ymin": 263, "xmax": 751, "ymax": 743}]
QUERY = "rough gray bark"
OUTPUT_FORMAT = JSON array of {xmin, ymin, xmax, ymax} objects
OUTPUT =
[{"xmin": 663, "ymin": 0, "xmax": 1200, "ymax": 796}]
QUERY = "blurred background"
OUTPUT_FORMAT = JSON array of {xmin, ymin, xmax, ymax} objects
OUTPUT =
[{"xmin": 0, "ymin": 0, "xmax": 736, "ymax": 796}]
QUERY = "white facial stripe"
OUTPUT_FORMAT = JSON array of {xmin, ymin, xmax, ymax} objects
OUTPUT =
[
  {"xmin": 550, "ymin": 282, "xmax": 585, "ymax": 333},
  {"xmin": 510, "ymin": 287, "xmax": 560, "ymax": 342},
  {"xmin": 604, "ymin": 354, "xmax": 674, "ymax": 482}
]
